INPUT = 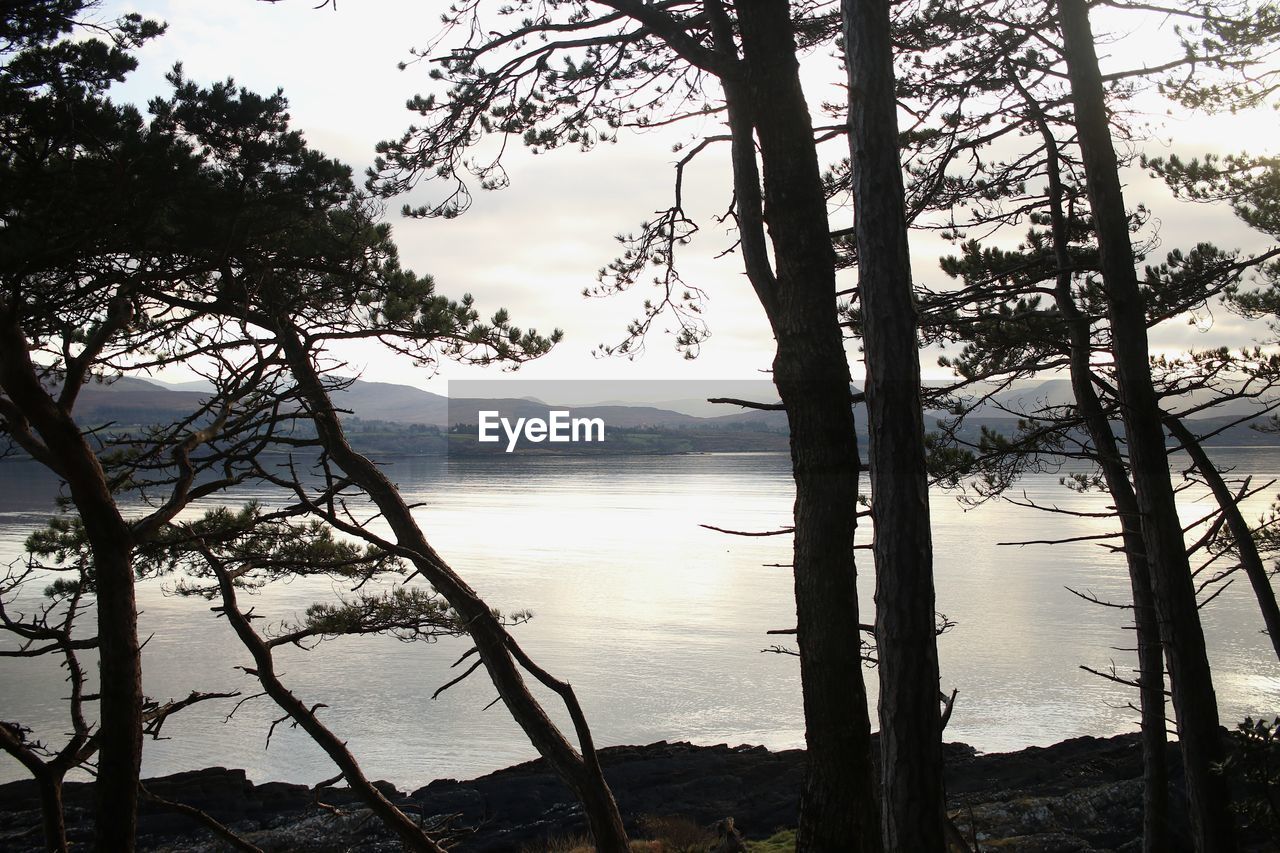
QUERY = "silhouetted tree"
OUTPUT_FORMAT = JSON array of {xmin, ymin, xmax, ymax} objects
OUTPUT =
[
  {"xmin": 876, "ymin": 3, "xmax": 1280, "ymax": 848},
  {"xmin": 842, "ymin": 0, "xmax": 945, "ymax": 848},
  {"xmin": 141, "ymin": 506, "xmax": 485, "ymax": 853},
  {"xmin": 131, "ymin": 55, "xmax": 633, "ymax": 849},
  {"xmin": 0, "ymin": 6, "xmax": 258, "ymax": 846},
  {"xmin": 2, "ymin": 6, "xmax": 599, "ymax": 848},
  {"xmin": 367, "ymin": 4, "xmax": 936, "ymax": 845},
  {"xmin": 1149, "ymin": 150, "xmax": 1280, "ymax": 661},
  {"xmin": 0, "ymin": 527, "xmax": 241, "ymax": 852},
  {"xmin": 1060, "ymin": 3, "xmax": 1241, "ymax": 844}
]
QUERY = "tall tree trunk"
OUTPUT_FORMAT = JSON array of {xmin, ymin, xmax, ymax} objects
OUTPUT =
[
  {"xmin": 843, "ymin": 1, "xmax": 946, "ymax": 849},
  {"xmin": 1054, "ymin": 201, "xmax": 1172, "ymax": 853},
  {"xmin": 1009, "ymin": 68, "xmax": 1171, "ymax": 851},
  {"xmin": 37, "ymin": 771, "xmax": 69, "ymax": 853},
  {"xmin": 1165, "ymin": 415, "xmax": 1280, "ymax": 662},
  {"xmin": 732, "ymin": 5, "xmax": 883, "ymax": 851},
  {"xmin": 86, "ymin": 538, "xmax": 142, "ymax": 853},
  {"xmin": 273, "ymin": 325, "xmax": 629, "ymax": 853},
  {"xmin": 1057, "ymin": 2, "xmax": 1236, "ymax": 848},
  {"xmin": 0, "ymin": 314, "xmax": 142, "ymax": 853},
  {"xmin": 773, "ymin": 349, "xmax": 882, "ymax": 853}
]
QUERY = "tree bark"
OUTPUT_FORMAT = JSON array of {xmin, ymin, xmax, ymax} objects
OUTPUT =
[
  {"xmin": 732, "ymin": 5, "xmax": 883, "ymax": 851},
  {"xmin": 843, "ymin": 1, "xmax": 946, "ymax": 848},
  {"xmin": 86, "ymin": 539, "xmax": 143, "ymax": 853},
  {"xmin": 0, "ymin": 312, "xmax": 142, "ymax": 853},
  {"xmin": 0, "ymin": 728, "xmax": 70, "ymax": 853},
  {"xmin": 1058, "ymin": 2, "xmax": 1236, "ymax": 848},
  {"xmin": 36, "ymin": 771, "xmax": 69, "ymax": 853},
  {"xmin": 272, "ymin": 325, "xmax": 630, "ymax": 853}
]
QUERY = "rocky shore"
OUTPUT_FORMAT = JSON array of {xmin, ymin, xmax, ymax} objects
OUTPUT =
[{"xmin": 0, "ymin": 733, "xmax": 1273, "ymax": 851}]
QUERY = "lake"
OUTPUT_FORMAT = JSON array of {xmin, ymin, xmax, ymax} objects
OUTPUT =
[{"xmin": 2, "ymin": 448, "xmax": 1279, "ymax": 789}]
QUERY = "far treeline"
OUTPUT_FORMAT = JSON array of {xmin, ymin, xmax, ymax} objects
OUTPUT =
[{"xmin": 3, "ymin": 1, "xmax": 1280, "ymax": 852}]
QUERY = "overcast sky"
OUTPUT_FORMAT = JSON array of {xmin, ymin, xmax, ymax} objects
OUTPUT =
[{"xmin": 94, "ymin": 1, "xmax": 1278, "ymax": 391}]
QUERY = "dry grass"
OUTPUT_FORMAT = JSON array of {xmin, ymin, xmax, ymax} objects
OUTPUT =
[
  {"xmin": 745, "ymin": 829, "xmax": 795, "ymax": 852},
  {"xmin": 524, "ymin": 818, "xmax": 795, "ymax": 852},
  {"xmin": 638, "ymin": 814, "xmax": 716, "ymax": 851},
  {"xmin": 526, "ymin": 836, "xmax": 663, "ymax": 853}
]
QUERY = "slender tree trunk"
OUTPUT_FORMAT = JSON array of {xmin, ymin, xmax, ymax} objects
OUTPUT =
[
  {"xmin": 84, "ymin": 533, "xmax": 142, "ymax": 853},
  {"xmin": 774, "ymin": 349, "xmax": 882, "ymax": 853},
  {"xmin": 843, "ymin": 1, "xmax": 946, "ymax": 848},
  {"xmin": 273, "ymin": 326, "xmax": 629, "ymax": 853},
  {"xmin": 0, "ymin": 729, "xmax": 71, "ymax": 853},
  {"xmin": 1011, "ymin": 71, "xmax": 1171, "ymax": 851},
  {"xmin": 1058, "ymin": 248, "xmax": 1172, "ymax": 853},
  {"xmin": 37, "ymin": 771, "xmax": 69, "ymax": 853},
  {"xmin": 1058, "ymin": 2, "xmax": 1236, "ymax": 848},
  {"xmin": 1165, "ymin": 416, "xmax": 1280, "ymax": 662},
  {"xmin": 0, "ymin": 314, "xmax": 142, "ymax": 853},
  {"xmin": 1130, "ymin": 555, "xmax": 1172, "ymax": 853},
  {"xmin": 732, "ymin": 6, "xmax": 882, "ymax": 851}
]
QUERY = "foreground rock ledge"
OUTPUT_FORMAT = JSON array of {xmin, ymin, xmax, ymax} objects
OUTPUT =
[{"xmin": 0, "ymin": 733, "xmax": 1268, "ymax": 851}]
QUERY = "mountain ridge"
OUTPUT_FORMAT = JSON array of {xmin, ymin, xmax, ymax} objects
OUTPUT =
[{"xmin": 36, "ymin": 375, "xmax": 1280, "ymax": 448}]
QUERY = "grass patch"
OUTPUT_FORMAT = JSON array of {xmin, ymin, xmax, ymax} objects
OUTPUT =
[
  {"xmin": 525, "ymin": 837, "xmax": 662, "ymax": 852},
  {"xmin": 525, "ymin": 824, "xmax": 797, "ymax": 852},
  {"xmin": 637, "ymin": 815, "xmax": 716, "ymax": 851},
  {"xmin": 747, "ymin": 829, "xmax": 796, "ymax": 852}
]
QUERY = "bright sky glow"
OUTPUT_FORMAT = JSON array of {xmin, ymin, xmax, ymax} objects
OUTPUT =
[{"xmin": 93, "ymin": 0, "xmax": 1280, "ymax": 390}]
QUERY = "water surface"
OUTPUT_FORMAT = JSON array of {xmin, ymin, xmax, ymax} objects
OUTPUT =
[{"xmin": 1, "ymin": 448, "xmax": 1278, "ymax": 788}]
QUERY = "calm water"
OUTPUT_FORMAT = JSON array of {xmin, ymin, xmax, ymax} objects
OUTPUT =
[{"xmin": 2, "ymin": 449, "xmax": 1279, "ymax": 788}]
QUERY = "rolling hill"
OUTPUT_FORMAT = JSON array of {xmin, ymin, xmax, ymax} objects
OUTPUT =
[{"xmin": 16, "ymin": 374, "xmax": 1279, "ymax": 452}]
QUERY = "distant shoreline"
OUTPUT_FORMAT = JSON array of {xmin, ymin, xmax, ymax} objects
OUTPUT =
[{"xmin": 4, "ymin": 443, "xmax": 1278, "ymax": 464}]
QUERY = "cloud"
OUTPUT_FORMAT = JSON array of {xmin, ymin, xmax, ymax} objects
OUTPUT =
[{"xmin": 102, "ymin": 0, "xmax": 1279, "ymax": 391}]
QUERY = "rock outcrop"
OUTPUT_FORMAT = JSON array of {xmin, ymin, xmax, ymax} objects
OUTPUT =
[{"xmin": 0, "ymin": 733, "xmax": 1271, "ymax": 851}]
